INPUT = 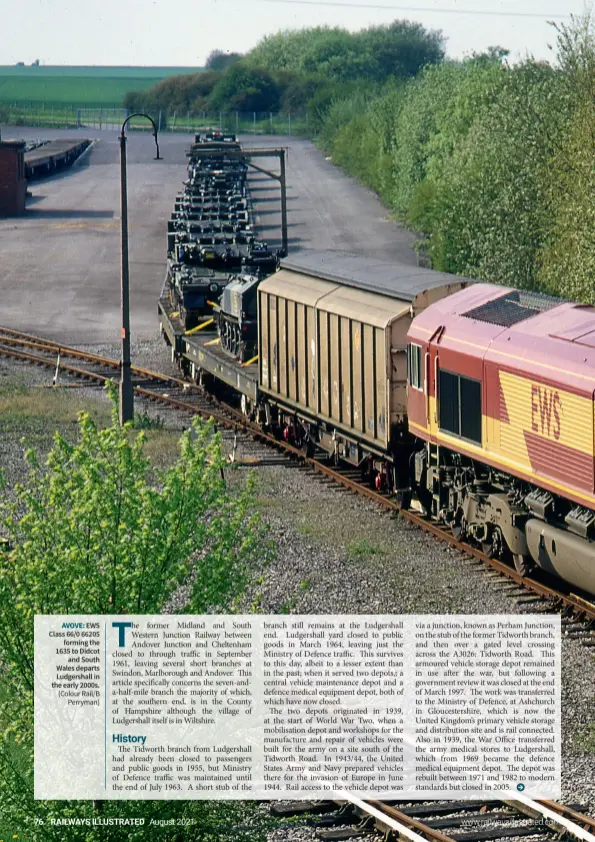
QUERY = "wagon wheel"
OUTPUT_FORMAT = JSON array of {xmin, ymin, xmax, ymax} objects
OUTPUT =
[{"xmin": 513, "ymin": 553, "xmax": 534, "ymax": 578}]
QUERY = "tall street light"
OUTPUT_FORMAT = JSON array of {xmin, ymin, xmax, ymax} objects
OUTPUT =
[{"xmin": 119, "ymin": 112, "xmax": 161, "ymax": 425}]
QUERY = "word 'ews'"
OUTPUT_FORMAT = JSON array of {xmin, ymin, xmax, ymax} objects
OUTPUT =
[{"xmin": 530, "ymin": 385, "xmax": 561, "ymax": 441}]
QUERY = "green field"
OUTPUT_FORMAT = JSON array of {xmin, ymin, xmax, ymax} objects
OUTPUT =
[{"xmin": 0, "ymin": 65, "xmax": 203, "ymax": 106}]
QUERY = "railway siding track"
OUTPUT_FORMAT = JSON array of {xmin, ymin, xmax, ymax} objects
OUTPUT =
[
  {"xmin": 272, "ymin": 797, "xmax": 595, "ymax": 842},
  {"xmin": 1, "ymin": 326, "xmax": 594, "ymax": 627},
  {"xmin": 1, "ymin": 328, "xmax": 594, "ymax": 824}
]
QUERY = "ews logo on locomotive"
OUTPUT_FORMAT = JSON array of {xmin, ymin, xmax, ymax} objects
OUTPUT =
[{"xmin": 530, "ymin": 385, "xmax": 561, "ymax": 441}]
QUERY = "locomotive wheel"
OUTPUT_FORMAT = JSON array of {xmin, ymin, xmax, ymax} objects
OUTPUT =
[
  {"xmin": 395, "ymin": 489, "xmax": 411, "ymax": 510},
  {"xmin": 513, "ymin": 553, "xmax": 534, "ymax": 578},
  {"xmin": 451, "ymin": 516, "xmax": 467, "ymax": 542},
  {"xmin": 482, "ymin": 527, "xmax": 503, "ymax": 560}
]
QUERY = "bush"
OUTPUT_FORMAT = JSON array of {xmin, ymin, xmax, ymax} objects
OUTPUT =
[
  {"xmin": 320, "ymin": 82, "xmax": 405, "ymax": 200},
  {"xmin": 0, "ymin": 385, "xmax": 266, "ymax": 838},
  {"xmin": 276, "ymin": 71, "xmax": 321, "ymax": 113},
  {"xmin": 535, "ymin": 14, "xmax": 595, "ymax": 301},
  {"xmin": 209, "ymin": 63, "xmax": 282, "ymax": 112},
  {"xmin": 205, "ymin": 49, "xmax": 243, "ymax": 72},
  {"xmin": 423, "ymin": 61, "xmax": 571, "ymax": 286},
  {"xmin": 123, "ymin": 71, "xmax": 219, "ymax": 114},
  {"xmin": 246, "ymin": 21, "xmax": 444, "ymax": 83}
]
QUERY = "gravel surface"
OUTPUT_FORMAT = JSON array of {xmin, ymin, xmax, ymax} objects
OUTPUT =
[{"xmin": 0, "ymin": 342, "xmax": 593, "ymax": 823}]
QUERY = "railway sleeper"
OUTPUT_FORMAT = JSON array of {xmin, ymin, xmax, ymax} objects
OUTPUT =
[
  {"xmin": 309, "ymin": 809, "xmax": 360, "ymax": 828},
  {"xmin": 317, "ymin": 817, "xmax": 375, "ymax": 841}
]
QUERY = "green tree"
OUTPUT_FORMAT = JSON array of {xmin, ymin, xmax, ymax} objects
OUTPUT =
[
  {"xmin": 208, "ymin": 63, "xmax": 282, "ymax": 112},
  {"xmin": 359, "ymin": 20, "xmax": 445, "ymax": 80},
  {"xmin": 277, "ymin": 71, "xmax": 321, "ymax": 112},
  {"xmin": 388, "ymin": 56, "xmax": 506, "ymax": 213},
  {"xmin": 424, "ymin": 61, "xmax": 571, "ymax": 285},
  {"xmin": 536, "ymin": 13, "xmax": 595, "ymax": 301},
  {"xmin": 298, "ymin": 28, "xmax": 367, "ymax": 81},
  {"xmin": 247, "ymin": 27, "xmax": 330, "ymax": 74},
  {"xmin": 246, "ymin": 20, "xmax": 444, "ymax": 82},
  {"xmin": 205, "ymin": 49, "xmax": 243, "ymax": 72},
  {"xmin": 0, "ymin": 387, "xmax": 265, "ymax": 839}
]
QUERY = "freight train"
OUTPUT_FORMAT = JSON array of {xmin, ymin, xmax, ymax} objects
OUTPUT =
[
  {"xmin": 162, "ymin": 132, "xmax": 278, "ymax": 330},
  {"xmin": 160, "ymin": 245, "xmax": 595, "ymax": 597},
  {"xmin": 158, "ymin": 139, "xmax": 594, "ymax": 597}
]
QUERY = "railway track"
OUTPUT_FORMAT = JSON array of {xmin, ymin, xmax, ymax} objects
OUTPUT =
[
  {"xmin": 1, "ymin": 325, "xmax": 595, "ymax": 627},
  {"xmin": 1, "ymin": 328, "xmax": 594, "ymax": 827},
  {"xmin": 272, "ymin": 796, "xmax": 595, "ymax": 842}
]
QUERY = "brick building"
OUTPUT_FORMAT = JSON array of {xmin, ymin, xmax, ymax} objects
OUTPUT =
[{"xmin": 0, "ymin": 141, "xmax": 26, "ymax": 217}]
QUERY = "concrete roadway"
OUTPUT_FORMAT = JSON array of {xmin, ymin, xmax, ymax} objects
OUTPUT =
[
  {"xmin": 0, "ymin": 128, "xmax": 418, "ymax": 345},
  {"xmin": 246, "ymin": 136, "xmax": 418, "ymax": 261}
]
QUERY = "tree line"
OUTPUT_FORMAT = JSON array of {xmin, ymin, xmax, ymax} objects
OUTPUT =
[
  {"xmin": 124, "ymin": 15, "xmax": 594, "ymax": 303},
  {"xmin": 318, "ymin": 16, "xmax": 595, "ymax": 302},
  {"xmin": 123, "ymin": 23, "xmax": 445, "ymax": 116}
]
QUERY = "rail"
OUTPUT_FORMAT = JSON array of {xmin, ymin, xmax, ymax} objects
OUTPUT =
[
  {"xmin": 0, "ymin": 326, "xmax": 594, "ymax": 623},
  {"xmin": 273, "ymin": 797, "xmax": 595, "ymax": 842}
]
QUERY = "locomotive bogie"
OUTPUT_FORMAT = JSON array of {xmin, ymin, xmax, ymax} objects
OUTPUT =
[
  {"xmin": 525, "ymin": 519, "xmax": 595, "ymax": 595},
  {"xmin": 411, "ymin": 438, "xmax": 595, "ymax": 594}
]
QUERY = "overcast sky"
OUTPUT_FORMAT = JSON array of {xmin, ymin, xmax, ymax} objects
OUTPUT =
[{"xmin": 0, "ymin": 0, "xmax": 590, "ymax": 67}]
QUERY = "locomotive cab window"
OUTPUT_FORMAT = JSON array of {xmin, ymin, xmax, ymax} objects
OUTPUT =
[
  {"xmin": 439, "ymin": 369, "xmax": 482, "ymax": 444},
  {"xmin": 407, "ymin": 343, "xmax": 423, "ymax": 391}
]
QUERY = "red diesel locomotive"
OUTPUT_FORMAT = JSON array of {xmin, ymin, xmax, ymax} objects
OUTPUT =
[
  {"xmin": 407, "ymin": 283, "xmax": 595, "ymax": 595},
  {"xmin": 162, "ymin": 248, "xmax": 595, "ymax": 596}
]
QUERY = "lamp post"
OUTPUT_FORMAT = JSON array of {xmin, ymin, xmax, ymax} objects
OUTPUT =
[{"xmin": 118, "ymin": 113, "xmax": 161, "ymax": 425}]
